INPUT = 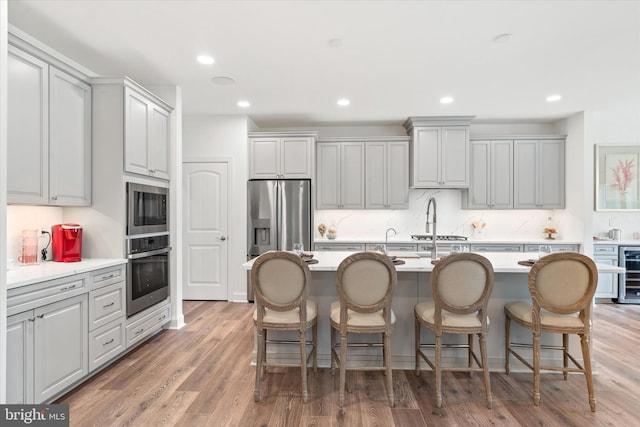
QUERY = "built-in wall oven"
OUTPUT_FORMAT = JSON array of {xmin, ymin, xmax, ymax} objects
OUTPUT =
[
  {"xmin": 618, "ymin": 246, "xmax": 640, "ymax": 304},
  {"xmin": 127, "ymin": 234, "xmax": 171, "ymax": 317},
  {"xmin": 127, "ymin": 182, "xmax": 169, "ymax": 236}
]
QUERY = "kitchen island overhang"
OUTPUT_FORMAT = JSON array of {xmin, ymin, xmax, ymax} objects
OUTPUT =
[{"xmin": 242, "ymin": 252, "xmax": 624, "ymax": 371}]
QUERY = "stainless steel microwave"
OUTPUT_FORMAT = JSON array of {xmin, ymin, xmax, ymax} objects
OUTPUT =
[{"xmin": 127, "ymin": 182, "xmax": 169, "ymax": 236}]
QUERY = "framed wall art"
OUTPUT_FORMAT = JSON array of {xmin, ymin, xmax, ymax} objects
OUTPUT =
[{"xmin": 595, "ymin": 144, "xmax": 640, "ymax": 211}]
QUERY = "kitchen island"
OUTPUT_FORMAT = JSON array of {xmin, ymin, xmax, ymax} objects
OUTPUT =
[{"xmin": 242, "ymin": 251, "xmax": 624, "ymax": 371}]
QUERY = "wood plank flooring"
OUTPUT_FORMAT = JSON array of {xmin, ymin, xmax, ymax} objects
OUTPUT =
[{"xmin": 57, "ymin": 301, "xmax": 640, "ymax": 426}]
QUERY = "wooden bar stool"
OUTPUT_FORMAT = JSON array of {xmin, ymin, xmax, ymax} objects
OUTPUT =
[
  {"xmin": 330, "ymin": 252, "xmax": 397, "ymax": 413},
  {"xmin": 504, "ymin": 252, "xmax": 598, "ymax": 411},
  {"xmin": 414, "ymin": 252, "xmax": 494, "ymax": 409},
  {"xmin": 251, "ymin": 251, "xmax": 318, "ymax": 403}
]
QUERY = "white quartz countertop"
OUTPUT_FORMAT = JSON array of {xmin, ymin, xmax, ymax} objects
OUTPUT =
[
  {"xmin": 242, "ymin": 251, "xmax": 624, "ymax": 274},
  {"xmin": 7, "ymin": 258, "xmax": 127, "ymax": 289},
  {"xmin": 315, "ymin": 237, "xmax": 582, "ymax": 245}
]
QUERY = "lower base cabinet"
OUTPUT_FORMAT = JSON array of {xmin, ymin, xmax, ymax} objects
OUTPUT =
[
  {"xmin": 7, "ymin": 294, "xmax": 88, "ymax": 404},
  {"xmin": 126, "ymin": 300, "xmax": 171, "ymax": 348},
  {"xmin": 89, "ymin": 318, "xmax": 126, "ymax": 372}
]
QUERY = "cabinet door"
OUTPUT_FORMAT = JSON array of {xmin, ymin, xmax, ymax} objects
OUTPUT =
[
  {"xmin": 365, "ymin": 141, "xmax": 387, "ymax": 209},
  {"xmin": 538, "ymin": 139, "xmax": 565, "ymax": 208},
  {"xmin": 341, "ymin": 142, "xmax": 365, "ymax": 209},
  {"xmin": 316, "ymin": 143, "xmax": 341, "ymax": 209},
  {"xmin": 6, "ymin": 311, "xmax": 34, "ymax": 404},
  {"xmin": 249, "ymin": 137, "xmax": 280, "ymax": 178},
  {"xmin": 412, "ymin": 127, "xmax": 440, "ymax": 187},
  {"xmin": 34, "ymin": 294, "xmax": 88, "ymax": 403},
  {"xmin": 7, "ymin": 46, "xmax": 49, "ymax": 204},
  {"xmin": 124, "ymin": 88, "xmax": 151, "ymax": 176},
  {"xmin": 468, "ymin": 141, "xmax": 490, "ymax": 208},
  {"xmin": 148, "ymin": 105, "xmax": 170, "ymax": 179},
  {"xmin": 281, "ymin": 137, "xmax": 312, "ymax": 178},
  {"xmin": 387, "ymin": 141, "xmax": 409, "ymax": 209},
  {"xmin": 595, "ymin": 258, "xmax": 618, "ymax": 298},
  {"xmin": 490, "ymin": 140, "xmax": 513, "ymax": 209},
  {"xmin": 49, "ymin": 67, "xmax": 92, "ymax": 206},
  {"xmin": 441, "ymin": 127, "xmax": 469, "ymax": 187},
  {"xmin": 513, "ymin": 140, "xmax": 539, "ymax": 208}
]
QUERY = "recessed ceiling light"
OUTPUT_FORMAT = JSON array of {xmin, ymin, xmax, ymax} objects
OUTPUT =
[
  {"xmin": 211, "ymin": 76, "xmax": 235, "ymax": 85},
  {"xmin": 328, "ymin": 38, "xmax": 343, "ymax": 48},
  {"xmin": 493, "ymin": 33, "xmax": 513, "ymax": 43},
  {"xmin": 337, "ymin": 98, "xmax": 350, "ymax": 106},
  {"xmin": 237, "ymin": 101, "xmax": 250, "ymax": 108},
  {"xmin": 440, "ymin": 96, "xmax": 454, "ymax": 104},
  {"xmin": 546, "ymin": 94, "xmax": 562, "ymax": 102},
  {"xmin": 196, "ymin": 55, "xmax": 215, "ymax": 65}
]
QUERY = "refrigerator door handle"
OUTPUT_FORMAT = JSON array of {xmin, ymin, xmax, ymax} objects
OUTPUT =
[{"xmin": 275, "ymin": 180, "xmax": 282, "ymax": 250}]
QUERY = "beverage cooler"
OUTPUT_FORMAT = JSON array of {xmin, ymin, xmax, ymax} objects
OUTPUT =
[{"xmin": 618, "ymin": 246, "xmax": 640, "ymax": 303}]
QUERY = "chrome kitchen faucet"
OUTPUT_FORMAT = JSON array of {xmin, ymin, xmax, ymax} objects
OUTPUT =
[
  {"xmin": 426, "ymin": 197, "xmax": 437, "ymax": 259},
  {"xmin": 385, "ymin": 227, "xmax": 398, "ymax": 252}
]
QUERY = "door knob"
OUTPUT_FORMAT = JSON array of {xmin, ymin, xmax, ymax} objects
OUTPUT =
[{"xmin": 219, "ymin": 236, "xmax": 227, "ymax": 241}]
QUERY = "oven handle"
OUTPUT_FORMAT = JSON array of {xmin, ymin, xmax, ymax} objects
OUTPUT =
[{"xmin": 127, "ymin": 246, "xmax": 172, "ymax": 260}]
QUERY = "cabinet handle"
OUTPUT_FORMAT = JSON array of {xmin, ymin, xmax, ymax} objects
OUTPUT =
[
  {"xmin": 28, "ymin": 318, "xmax": 35, "ymax": 322},
  {"xmin": 103, "ymin": 338, "xmax": 114, "ymax": 346},
  {"xmin": 51, "ymin": 195, "xmax": 58, "ymax": 201},
  {"xmin": 60, "ymin": 284, "xmax": 77, "ymax": 292},
  {"xmin": 149, "ymin": 169, "xmax": 156, "ymax": 174},
  {"xmin": 103, "ymin": 302, "xmax": 115, "ymax": 308},
  {"xmin": 37, "ymin": 314, "xmax": 44, "ymax": 319},
  {"xmin": 101, "ymin": 274, "xmax": 115, "ymax": 280},
  {"xmin": 135, "ymin": 328, "xmax": 144, "ymax": 336},
  {"xmin": 159, "ymin": 314, "xmax": 167, "ymax": 321}
]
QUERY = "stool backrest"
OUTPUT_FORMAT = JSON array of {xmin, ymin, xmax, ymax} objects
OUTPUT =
[
  {"xmin": 528, "ymin": 252, "xmax": 598, "ymax": 322},
  {"xmin": 431, "ymin": 253, "xmax": 494, "ymax": 317}
]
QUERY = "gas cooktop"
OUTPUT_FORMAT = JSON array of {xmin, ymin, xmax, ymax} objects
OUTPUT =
[{"xmin": 411, "ymin": 234, "xmax": 468, "ymax": 241}]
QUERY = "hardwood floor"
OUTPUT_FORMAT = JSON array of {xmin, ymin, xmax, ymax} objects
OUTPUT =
[{"xmin": 57, "ymin": 301, "xmax": 640, "ymax": 426}]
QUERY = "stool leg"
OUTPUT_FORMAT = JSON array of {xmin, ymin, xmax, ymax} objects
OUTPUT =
[
  {"xmin": 479, "ymin": 332, "xmax": 492, "ymax": 409},
  {"xmin": 384, "ymin": 331, "xmax": 394, "ymax": 407},
  {"xmin": 533, "ymin": 332, "xmax": 541, "ymax": 406},
  {"xmin": 254, "ymin": 327, "xmax": 264, "ymax": 402},
  {"xmin": 504, "ymin": 313, "xmax": 511, "ymax": 375},
  {"xmin": 313, "ymin": 322, "xmax": 318, "ymax": 372},
  {"xmin": 414, "ymin": 316, "xmax": 421, "ymax": 376},
  {"xmin": 435, "ymin": 333, "xmax": 443, "ymax": 408},
  {"xmin": 468, "ymin": 333, "xmax": 474, "ymax": 378},
  {"xmin": 300, "ymin": 330, "xmax": 308, "ymax": 403},
  {"xmin": 339, "ymin": 331, "xmax": 347, "ymax": 412},
  {"xmin": 580, "ymin": 333, "xmax": 596, "ymax": 412},
  {"xmin": 563, "ymin": 333, "xmax": 569, "ymax": 380},
  {"xmin": 330, "ymin": 326, "xmax": 336, "ymax": 376}
]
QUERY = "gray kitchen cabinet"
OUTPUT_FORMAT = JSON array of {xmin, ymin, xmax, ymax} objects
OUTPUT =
[
  {"xmin": 6, "ymin": 311, "xmax": 34, "ymax": 404},
  {"xmin": 7, "ymin": 44, "xmax": 91, "ymax": 206},
  {"xmin": 88, "ymin": 265, "xmax": 126, "ymax": 371},
  {"xmin": 365, "ymin": 139, "xmax": 409, "ymax": 209},
  {"xmin": 593, "ymin": 244, "xmax": 618, "ymax": 298},
  {"xmin": 513, "ymin": 138, "xmax": 565, "ymax": 209},
  {"xmin": 466, "ymin": 140, "xmax": 513, "ymax": 209},
  {"xmin": 471, "ymin": 244, "xmax": 523, "ymax": 253},
  {"xmin": 314, "ymin": 242, "xmax": 366, "ymax": 251},
  {"xmin": 124, "ymin": 86, "xmax": 171, "ymax": 180},
  {"xmin": 125, "ymin": 300, "xmax": 171, "ymax": 348},
  {"xmin": 523, "ymin": 244, "xmax": 580, "ymax": 253},
  {"xmin": 248, "ymin": 132, "xmax": 316, "ymax": 179},
  {"xmin": 403, "ymin": 116, "xmax": 474, "ymax": 188},
  {"xmin": 316, "ymin": 141, "xmax": 365, "ymax": 209}
]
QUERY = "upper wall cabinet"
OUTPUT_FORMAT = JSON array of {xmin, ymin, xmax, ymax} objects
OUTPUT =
[
  {"xmin": 465, "ymin": 139, "xmax": 513, "ymax": 209},
  {"xmin": 7, "ymin": 43, "xmax": 92, "ymax": 206},
  {"xmin": 248, "ymin": 132, "xmax": 316, "ymax": 179},
  {"xmin": 513, "ymin": 138, "xmax": 565, "ymax": 209},
  {"xmin": 365, "ymin": 139, "xmax": 409, "ymax": 209},
  {"xmin": 316, "ymin": 140, "xmax": 365, "ymax": 209},
  {"xmin": 124, "ymin": 87, "xmax": 171, "ymax": 180},
  {"xmin": 403, "ymin": 116, "xmax": 474, "ymax": 188}
]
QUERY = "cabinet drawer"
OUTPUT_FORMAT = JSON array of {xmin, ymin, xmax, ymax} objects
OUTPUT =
[
  {"xmin": 471, "ymin": 244, "xmax": 522, "ymax": 253},
  {"xmin": 594, "ymin": 245, "xmax": 617, "ymax": 255},
  {"xmin": 89, "ymin": 281, "xmax": 125, "ymax": 331},
  {"xmin": 314, "ymin": 243, "xmax": 365, "ymax": 252},
  {"xmin": 89, "ymin": 318, "xmax": 125, "ymax": 371},
  {"xmin": 126, "ymin": 304, "xmax": 170, "ymax": 348},
  {"xmin": 524, "ymin": 244, "xmax": 579, "ymax": 253},
  {"xmin": 91, "ymin": 264, "xmax": 125, "ymax": 290},
  {"xmin": 385, "ymin": 243, "xmax": 417, "ymax": 252},
  {"xmin": 8, "ymin": 274, "xmax": 87, "ymax": 316}
]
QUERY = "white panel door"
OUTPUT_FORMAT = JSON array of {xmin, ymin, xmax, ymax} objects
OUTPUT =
[
  {"xmin": 183, "ymin": 162, "xmax": 229, "ymax": 300},
  {"xmin": 124, "ymin": 88, "xmax": 150, "ymax": 175}
]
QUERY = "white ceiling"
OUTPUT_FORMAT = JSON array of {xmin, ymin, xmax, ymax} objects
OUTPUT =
[{"xmin": 8, "ymin": 0, "xmax": 640, "ymax": 127}]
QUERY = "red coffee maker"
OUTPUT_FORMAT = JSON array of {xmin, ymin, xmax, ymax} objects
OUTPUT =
[{"xmin": 52, "ymin": 224, "xmax": 83, "ymax": 262}]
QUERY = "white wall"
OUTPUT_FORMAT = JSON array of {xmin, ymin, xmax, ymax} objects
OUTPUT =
[
  {"xmin": 6, "ymin": 206, "xmax": 63, "ymax": 265},
  {"xmin": 182, "ymin": 115, "xmax": 249, "ymax": 301},
  {"xmin": 1, "ymin": 0, "xmax": 8, "ymax": 404}
]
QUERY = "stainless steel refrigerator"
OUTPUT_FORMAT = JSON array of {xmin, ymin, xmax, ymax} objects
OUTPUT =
[{"xmin": 247, "ymin": 179, "xmax": 312, "ymax": 300}]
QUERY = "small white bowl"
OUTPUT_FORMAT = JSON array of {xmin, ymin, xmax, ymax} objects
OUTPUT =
[{"xmin": 327, "ymin": 233, "xmax": 337, "ymax": 240}]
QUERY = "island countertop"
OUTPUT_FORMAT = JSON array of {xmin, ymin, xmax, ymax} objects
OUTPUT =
[{"xmin": 242, "ymin": 251, "xmax": 624, "ymax": 274}]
